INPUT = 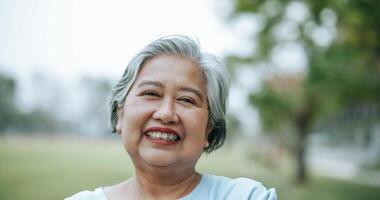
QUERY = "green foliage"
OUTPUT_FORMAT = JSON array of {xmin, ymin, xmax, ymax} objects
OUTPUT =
[
  {"xmin": 231, "ymin": 0, "xmax": 380, "ymax": 136},
  {"xmin": 0, "ymin": 74, "xmax": 20, "ymax": 132},
  {"xmin": 0, "ymin": 73, "xmax": 59, "ymax": 133},
  {"xmin": 15, "ymin": 110, "xmax": 59, "ymax": 132},
  {"xmin": 230, "ymin": 0, "xmax": 380, "ymax": 184},
  {"xmin": 250, "ymin": 87, "xmax": 294, "ymax": 130}
]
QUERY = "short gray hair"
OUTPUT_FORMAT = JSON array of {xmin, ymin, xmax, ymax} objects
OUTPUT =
[{"xmin": 110, "ymin": 34, "xmax": 230, "ymax": 153}]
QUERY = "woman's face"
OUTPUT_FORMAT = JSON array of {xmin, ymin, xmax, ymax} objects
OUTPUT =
[{"xmin": 116, "ymin": 54, "xmax": 211, "ymax": 169}]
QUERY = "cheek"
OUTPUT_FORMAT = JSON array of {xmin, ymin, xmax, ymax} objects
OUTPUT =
[
  {"xmin": 123, "ymin": 97, "xmax": 155, "ymax": 123},
  {"xmin": 120, "ymin": 98, "xmax": 155, "ymax": 140},
  {"xmin": 182, "ymin": 109, "xmax": 210, "ymax": 136},
  {"xmin": 120, "ymin": 106, "xmax": 148, "ymax": 154}
]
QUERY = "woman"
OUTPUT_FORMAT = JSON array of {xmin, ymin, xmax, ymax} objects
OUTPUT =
[{"xmin": 66, "ymin": 35, "xmax": 277, "ymax": 200}]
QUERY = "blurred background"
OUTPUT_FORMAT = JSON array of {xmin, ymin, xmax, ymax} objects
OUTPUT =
[{"xmin": 1, "ymin": 0, "xmax": 379, "ymax": 199}]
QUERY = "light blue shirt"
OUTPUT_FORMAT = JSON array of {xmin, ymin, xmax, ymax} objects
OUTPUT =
[
  {"xmin": 65, "ymin": 174, "xmax": 277, "ymax": 200},
  {"xmin": 181, "ymin": 174, "xmax": 276, "ymax": 200}
]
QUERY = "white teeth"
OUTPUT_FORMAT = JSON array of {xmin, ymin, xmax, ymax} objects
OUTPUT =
[{"xmin": 146, "ymin": 131, "xmax": 179, "ymax": 141}]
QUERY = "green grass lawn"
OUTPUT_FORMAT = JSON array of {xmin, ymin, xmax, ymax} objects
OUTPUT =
[{"xmin": 0, "ymin": 135, "xmax": 379, "ymax": 200}]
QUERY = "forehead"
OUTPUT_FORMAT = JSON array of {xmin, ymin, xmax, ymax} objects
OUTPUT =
[
  {"xmin": 141, "ymin": 54, "xmax": 201, "ymax": 75},
  {"xmin": 135, "ymin": 55, "xmax": 207, "ymax": 90}
]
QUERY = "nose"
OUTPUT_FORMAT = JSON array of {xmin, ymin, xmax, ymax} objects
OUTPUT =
[{"xmin": 152, "ymin": 98, "xmax": 179, "ymax": 124}]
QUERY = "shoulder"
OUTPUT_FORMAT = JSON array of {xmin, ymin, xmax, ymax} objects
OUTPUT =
[
  {"xmin": 202, "ymin": 174, "xmax": 277, "ymax": 200},
  {"xmin": 64, "ymin": 188, "xmax": 107, "ymax": 200}
]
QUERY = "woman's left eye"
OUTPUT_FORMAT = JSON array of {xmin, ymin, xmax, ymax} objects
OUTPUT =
[{"xmin": 177, "ymin": 97, "xmax": 195, "ymax": 105}]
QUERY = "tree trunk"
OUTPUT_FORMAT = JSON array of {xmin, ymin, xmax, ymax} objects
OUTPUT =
[
  {"xmin": 295, "ymin": 108, "xmax": 312, "ymax": 185},
  {"xmin": 295, "ymin": 125, "xmax": 308, "ymax": 184}
]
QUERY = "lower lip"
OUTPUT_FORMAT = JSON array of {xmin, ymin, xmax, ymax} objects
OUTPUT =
[{"xmin": 144, "ymin": 134, "xmax": 179, "ymax": 146}]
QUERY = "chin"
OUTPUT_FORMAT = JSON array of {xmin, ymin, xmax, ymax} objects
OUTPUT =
[{"xmin": 139, "ymin": 149, "xmax": 179, "ymax": 167}]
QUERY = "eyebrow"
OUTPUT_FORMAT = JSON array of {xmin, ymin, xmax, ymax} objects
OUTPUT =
[
  {"xmin": 179, "ymin": 86, "xmax": 204, "ymax": 101},
  {"xmin": 137, "ymin": 80, "xmax": 205, "ymax": 100},
  {"xmin": 138, "ymin": 80, "xmax": 163, "ymax": 88}
]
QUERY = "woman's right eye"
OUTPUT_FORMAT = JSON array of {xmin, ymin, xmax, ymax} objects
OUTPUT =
[{"xmin": 142, "ymin": 91, "xmax": 159, "ymax": 97}]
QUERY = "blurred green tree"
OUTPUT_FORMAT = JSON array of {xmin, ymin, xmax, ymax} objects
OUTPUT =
[
  {"xmin": 0, "ymin": 73, "xmax": 20, "ymax": 132},
  {"xmin": 0, "ymin": 73, "xmax": 59, "ymax": 133},
  {"xmin": 79, "ymin": 77, "xmax": 112, "ymax": 136},
  {"xmin": 229, "ymin": 0, "xmax": 380, "ymax": 184}
]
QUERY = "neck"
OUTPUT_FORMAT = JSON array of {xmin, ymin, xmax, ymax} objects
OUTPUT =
[{"xmin": 130, "ymin": 166, "xmax": 200, "ymax": 199}]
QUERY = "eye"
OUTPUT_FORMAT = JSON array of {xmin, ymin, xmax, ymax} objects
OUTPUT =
[
  {"xmin": 177, "ymin": 97, "xmax": 195, "ymax": 105},
  {"xmin": 142, "ymin": 90, "xmax": 160, "ymax": 97}
]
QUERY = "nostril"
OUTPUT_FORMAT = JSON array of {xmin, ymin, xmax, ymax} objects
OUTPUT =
[
  {"xmin": 153, "ymin": 111, "xmax": 178, "ymax": 124},
  {"xmin": 152, "ymin": 101, "xmax": 178, "ymax": 124}
]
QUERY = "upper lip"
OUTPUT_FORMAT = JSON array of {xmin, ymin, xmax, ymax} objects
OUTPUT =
[{"xmin": 145, "ymin": 127, "xmax": 181, "ymax": 138}]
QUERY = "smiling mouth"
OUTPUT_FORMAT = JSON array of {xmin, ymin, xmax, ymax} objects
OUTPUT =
[{"xmin": 145, "ymin": 131, "xmax": 180, "ymax": 142}]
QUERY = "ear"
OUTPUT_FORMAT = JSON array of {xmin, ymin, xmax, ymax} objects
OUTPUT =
[
  {"xmin": 204, "ymin": 123, "xmax": 213, "ymax": 148},
  {"xmin": 115, "ymin": 107, "xmax": 124, "ymax": 134}
]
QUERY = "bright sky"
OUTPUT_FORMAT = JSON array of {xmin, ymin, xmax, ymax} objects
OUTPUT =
[{"xmin": 0, "ymin": 0, "xmax": 246, "ymax": 80}]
